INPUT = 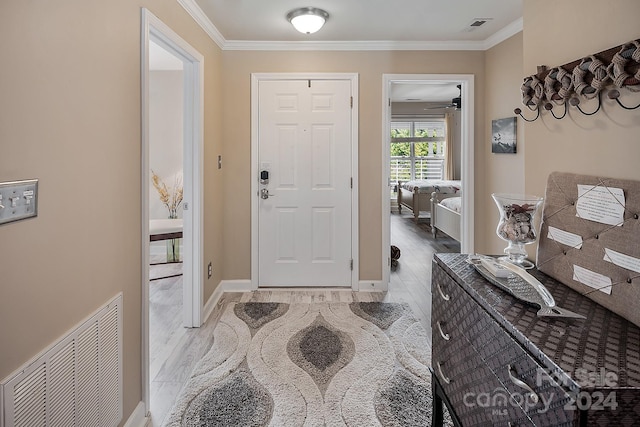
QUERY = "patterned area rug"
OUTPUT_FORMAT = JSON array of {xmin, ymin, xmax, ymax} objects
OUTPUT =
[{"xmin": 164, "ymin": 301, "xmax": 446, "ymax": 426}]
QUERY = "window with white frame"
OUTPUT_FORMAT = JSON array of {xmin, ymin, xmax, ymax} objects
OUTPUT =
[{"xmin": 390, "ymin": 120, "xmax": 445, "ymax": 187}]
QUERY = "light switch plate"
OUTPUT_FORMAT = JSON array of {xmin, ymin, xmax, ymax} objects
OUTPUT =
[{"xmin": 0, "ymin": 179, "xmax": 38, "ymax": 225}]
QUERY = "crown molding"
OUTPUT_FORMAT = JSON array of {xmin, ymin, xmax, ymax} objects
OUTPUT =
[
  {"xmin": 178, "ymin": 0, "xmax": 523, "ymax": 52},
  {"xmin": 177, "ymin": 0, "xmax": 225, "ymax": 49},
  {"xmin": 482, "ymin": 17, "xmax": 523, "ymax": 50},
  {"xmin": 222, "ymin": 39, "xmax": 491, "ymax": 51}
]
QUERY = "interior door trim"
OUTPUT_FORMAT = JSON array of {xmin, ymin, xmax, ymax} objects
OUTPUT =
[
  {"xmin": 381, "ymin": 74, "xmax": 475, "ymax": 286},
  {"xmin": 141, "ymin": 7, "xmax": 204, "ymax": 413},
  {"xmin": 250, "ymin": 73, "xmax": 359, "ymax": 290}
]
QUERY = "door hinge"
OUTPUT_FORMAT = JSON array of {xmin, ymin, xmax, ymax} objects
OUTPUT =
[
  {"xmin": 388, "ymin": 98, "xmax": 391, "ymax": 107},
  {"xmin": 350, "ymin": 177, "xmax": 353, "ymax": 189},
  {"xmin": 308, "ymin": 79, "xmax": 311, "ymax": 88},
  {"xmin": 350, "ymin": 259, "xmax": 353, "ymax": 271},
  {"xmin": 350, "ymin": 96, "xmax": 353, "ymax": 108}
]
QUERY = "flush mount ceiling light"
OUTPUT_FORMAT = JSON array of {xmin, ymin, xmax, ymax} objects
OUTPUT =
[{"xmin": 286, "ymin": 7, "xmax": 329, "ymax": 34}]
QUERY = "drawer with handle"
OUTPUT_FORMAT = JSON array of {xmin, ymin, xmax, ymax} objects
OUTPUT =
[
  {"xmin": 432, "ymin": 326, "xmax": 535, "ymax": 426},
  {"xmin": 456, "ymin": 286, "xmax": 575, "ymax": 425}
]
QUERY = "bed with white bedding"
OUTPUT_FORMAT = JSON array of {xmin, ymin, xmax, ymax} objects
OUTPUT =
[
  {"xmin": 431, "ymin": 192, "xmax": 461, "ymax": 242},
  {"xmin": 397, "ymin": 179, "xmax": 461, "ymax": 221}
]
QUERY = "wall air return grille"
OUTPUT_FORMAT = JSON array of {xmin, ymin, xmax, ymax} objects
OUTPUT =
[{"xmin": 1, "ymin": 293, "xmax": 122, "ymax": 427}]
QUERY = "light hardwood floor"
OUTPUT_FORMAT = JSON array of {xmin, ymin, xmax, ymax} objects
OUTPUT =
[{"xmin": 147, "ymin": 211, "xmax": 460, "ymax": 426}]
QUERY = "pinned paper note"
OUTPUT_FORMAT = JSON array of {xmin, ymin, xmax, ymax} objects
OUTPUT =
[
  {"xmin": 604, "ymin": 248, "xmax": 640, "ymax": 274},
  {"xmin": 547, "ymin": 226, "xmax": 583, "ymax": 249},
  {"xmin": 576, "ymin": 185, "xmax": 625, "ymax": 226},
  {"xmin": 573, "ymin": 265, "xmax": 613, "ymax": 295}
]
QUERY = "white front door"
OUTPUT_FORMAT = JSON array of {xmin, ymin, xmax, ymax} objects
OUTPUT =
[{"xmin": 258, "ymin": 79, "xmax": 353, "ymax": 287}]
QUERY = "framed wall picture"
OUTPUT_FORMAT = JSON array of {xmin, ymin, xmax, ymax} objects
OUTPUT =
[{"xmin": 491, "ymin": 117, "xmax": 517, "ymax": 153}]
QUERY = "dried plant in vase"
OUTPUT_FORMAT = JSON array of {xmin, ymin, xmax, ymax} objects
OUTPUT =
[
  {"xmin": 151, "ymin": 170, "xmax": 183, "ymax": 219},
  {"xmin": 151, "ymin": 170, "xmax": 183, "ymax": 263}
]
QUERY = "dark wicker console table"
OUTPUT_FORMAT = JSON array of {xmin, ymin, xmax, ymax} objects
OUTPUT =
[{"xmin": 431, "ymin": 253, "xmax": 640, "ymax": 426}]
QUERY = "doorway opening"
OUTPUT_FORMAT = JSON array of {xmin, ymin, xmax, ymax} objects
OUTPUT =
[
  {"xmin": 141, "ymin": 8, "xmax": 204, "ymax": 421},
  {"xmin": 382, "ymin": 75, "xmax": 475, "ymax": 287}
]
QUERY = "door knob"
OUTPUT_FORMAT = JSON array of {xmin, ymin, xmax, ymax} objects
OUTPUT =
[{"xmin": 260, "ymin": 188, "xmax": 275, "ymax": 199}]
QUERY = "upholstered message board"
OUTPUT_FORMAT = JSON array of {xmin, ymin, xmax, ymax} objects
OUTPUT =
[{"xmin": 537, "ymin": 172, "xmax": 640, "ymax": 327}]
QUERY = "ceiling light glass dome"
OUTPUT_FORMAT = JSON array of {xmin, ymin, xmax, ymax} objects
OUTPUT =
[{"xmin": 287, "ymin": 7, "xmax": 329, "ymax": 34}]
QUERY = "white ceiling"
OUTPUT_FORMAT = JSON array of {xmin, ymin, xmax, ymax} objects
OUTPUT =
[
  {"xmin": 176, "ymin": 1, "xmax": 524, "ymax": 102},
  {"xmin": 391, "ymin": 82, "xmax": 461, "ymax": 103},
  {"xmin": 193, "ymin": 0, "xmax": 523, "ymax": 48}
]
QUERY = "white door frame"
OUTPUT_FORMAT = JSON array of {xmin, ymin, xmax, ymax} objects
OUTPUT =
[
  {"xmin": 251, "ymin": 73, "xmax": 359, "ymax": 290},
  {"xmin": 382, "ymin": 74, "xmax": 475, "ymax": 286},
  {"xmin": 141, "ymin": 8, "xmax": 204, "ymax": 410}
]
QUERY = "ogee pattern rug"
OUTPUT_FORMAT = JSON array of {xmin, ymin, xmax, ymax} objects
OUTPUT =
[{"xmin": 164, "ymin": 301, "xmax": 441, "ymax": 426}]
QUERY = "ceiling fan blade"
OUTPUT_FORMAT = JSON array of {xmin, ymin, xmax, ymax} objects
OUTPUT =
[{"xmin": 423, "ymin": 85, "xmax": 463, "ymax": 110}]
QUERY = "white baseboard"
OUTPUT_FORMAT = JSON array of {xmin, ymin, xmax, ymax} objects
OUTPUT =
[
  {"xmin": 123, "ymin": 401, "xmax": 150, "ymax": 427},
  {"xmin": 202, "ymin": 283, "xmax": 224, "ymax": 323},
  {"xmin": 358, "ymin": 280, "xmax": 388, "ymax": 292},
  {"xmin": 210, "ymin": 279, "xmax": 384, "ymax": 293},
  {"xmin": 221, "ymin": 279, "xmax": 254, "ymax": 292},
  {"xmin": 201, "ymin": 280, "xmax": 253, "ymax": 324}
]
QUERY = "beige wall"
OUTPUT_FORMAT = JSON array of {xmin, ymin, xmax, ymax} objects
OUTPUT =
[
  {"xmin": 479, "ymin": 32, "xmax": 526, "ymax": 255},
  {"xmin": 523, "ymin": 0, "xmax": 640, "ymax": 208},
  {"xmin": 221, "ymin": 50, "xmax": 486, "ymax": 280},
  {"xmin": 0, "ymin": 0, "xmax": 223, "ymax": 424}
]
